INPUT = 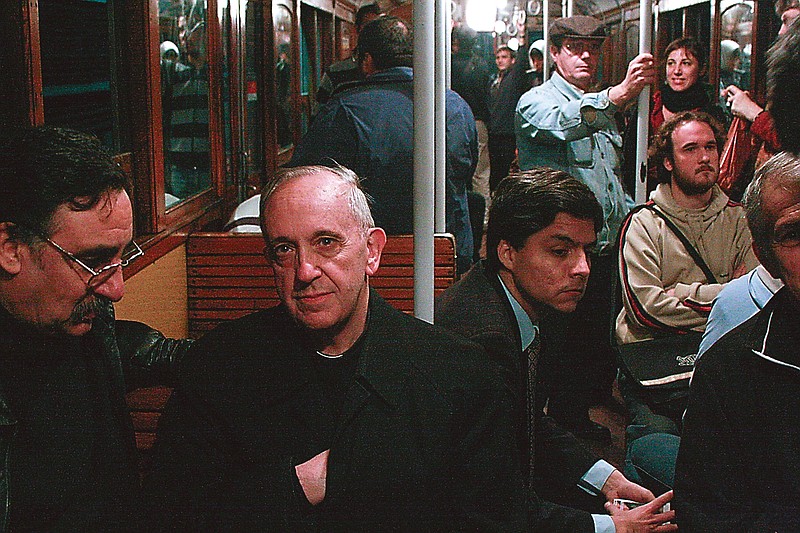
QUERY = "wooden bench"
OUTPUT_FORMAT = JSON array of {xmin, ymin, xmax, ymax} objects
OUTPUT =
[
  {"xmin": 128, "ymin": 232, "xmax": 458, "ymax": 465},
  {"xmin": 185, "ymin": 232, "xmax": 458, "ymax": 338}
]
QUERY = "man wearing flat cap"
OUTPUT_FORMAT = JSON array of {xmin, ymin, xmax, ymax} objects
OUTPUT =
[{"xmin": 515, "ymin": 15, "xmax": 656, "ymax": 440}]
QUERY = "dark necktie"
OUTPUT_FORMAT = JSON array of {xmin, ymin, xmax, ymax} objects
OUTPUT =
[{"xmin": 525, "ymin": 334, "xmax": 542, "ymax": 491}]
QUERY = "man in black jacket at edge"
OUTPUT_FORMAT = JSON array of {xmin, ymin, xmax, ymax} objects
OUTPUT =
[
  {"xmin": 146, "ymin": 165, "xmax": 528, "ymax": 532},
  {"xmin": 674, "ymin": 153, "xmax": 800, "ymax": 531},
  {"xmin": 436, "ymin": 169, "xmax": 676, "ymax": 533},
  {"xmin": 0, "ymin": 126, "xmax": 191, "ymax": 532}
]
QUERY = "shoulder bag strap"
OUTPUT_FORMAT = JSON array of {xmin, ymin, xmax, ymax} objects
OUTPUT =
[{"xmin": 644, "ymin": 204, "xmax": 718, "ymax": 284}]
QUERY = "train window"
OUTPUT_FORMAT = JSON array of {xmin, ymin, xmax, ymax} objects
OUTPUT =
[
  {"xmin": 274, "ymin": 2, "xmax": 293, "ymax": 152},
  {"xmin": 38, "ymin": 0, "xmax": 130, "ymax": 152},
  {"xmin": 158, "ymin": 1, "xmax": 211, "ymax": 208},
  {"xmin": 720, "ymin": 1, "xmax": 753, "ymax": 95},
  {"xmin": 244, "ymin": 1, "xmax": 265, "ymax": 190}
]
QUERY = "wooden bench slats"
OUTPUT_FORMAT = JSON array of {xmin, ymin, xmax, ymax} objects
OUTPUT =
[
  {"xmin": 187, "ymin": 265, "xmax": 455, "ymax": 279},
  {"xmin": 185, "ymin": 232, "xmax": 456, "ymax": 256},
  {"xmin": 186, "ymin": 233, "xmax": 457, "ymax": 339}
]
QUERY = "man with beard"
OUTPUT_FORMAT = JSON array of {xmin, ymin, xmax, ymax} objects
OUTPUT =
[
  {"xmin": 615, "ymin": 111, "xmax": 759, "ymax": 492},
  {"xmin": 0, "ymin": 126, "xmax": 191, "ymax": 531}
]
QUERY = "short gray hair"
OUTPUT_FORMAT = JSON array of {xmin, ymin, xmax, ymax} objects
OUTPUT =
[
  {"xmin": 743, "ymin": 151, "xmax": 800, "ymax": 271},
  {"xmin": 259, "ymin": 165, "xmax": 374, "ymax": 235}
]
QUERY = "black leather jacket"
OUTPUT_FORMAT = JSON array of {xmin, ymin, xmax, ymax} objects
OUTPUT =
[{"xmin": 0, "ymin": 300, "xmax": 192, "ymax": 532}]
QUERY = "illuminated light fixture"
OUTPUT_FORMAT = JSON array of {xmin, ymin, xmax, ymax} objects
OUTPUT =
[
  {"xmin": 494, "ymin": 19, "xmax": 507, "ymax": 34},
  {"xmin": 465, "ymin": 0, "xmax": 498, "ymax": 32},
  {"xmin": 507, "ymin": 37, "xmax": 520, "ymax": 50}
]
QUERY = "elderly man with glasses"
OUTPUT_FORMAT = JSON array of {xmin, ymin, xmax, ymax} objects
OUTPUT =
[
  {"xmin": 514, "ymin": 15, "xmax": 656, "ymax": 441},
  {"xmin": 0, "ymin": 126, "xmax": 191, "ymax": 531}
]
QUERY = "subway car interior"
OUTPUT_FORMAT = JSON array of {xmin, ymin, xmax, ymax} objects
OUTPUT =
[{"xmin": 0, "ymin": 0, "xmax": 787, "ymax": 473}]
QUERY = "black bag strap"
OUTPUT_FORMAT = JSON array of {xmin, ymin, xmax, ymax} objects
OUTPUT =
[{"xmin": 644, "ymin": 204, "xmax": 718, "ymax": 285}]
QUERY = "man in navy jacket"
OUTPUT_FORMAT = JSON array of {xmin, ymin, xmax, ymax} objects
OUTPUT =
[{"xmin": 289, "ymin": 16, "xmax": 478, "ymax": 274}]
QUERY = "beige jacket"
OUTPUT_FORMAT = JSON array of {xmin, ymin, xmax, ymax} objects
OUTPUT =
[{"xmin": 616, "ymin": 183, "xmax": 759, "ymax": 345}]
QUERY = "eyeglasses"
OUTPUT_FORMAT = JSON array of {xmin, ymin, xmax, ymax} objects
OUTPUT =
[
  {"xmin": 43, "ymin": 237, "xmax": 144, "ymax": 289},
  {"xmin": 563, "ymin": 40, "xmax": 603, "ymax": 56}
]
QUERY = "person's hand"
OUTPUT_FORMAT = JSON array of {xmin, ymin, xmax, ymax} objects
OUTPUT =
[
  {"xmin": 295, "ymin": 449, "xmax": 330, "ymax": 505},
  {"xmin": 609, "ymin": 53, "xmax": 657, "ymax": 106},
  {"xmin": 601, "ymin": 469, "xmax": 655, "ymax": 504},
  {"xmin": 725, "ymin": 85, "xmax": 763, "ymax": 122},
  {"xmin": 607, "ymin": 490, "xmax": 678, "ymax": 532}
]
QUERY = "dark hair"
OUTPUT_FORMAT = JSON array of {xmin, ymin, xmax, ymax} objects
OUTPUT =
[
  {"xmin": 742, "ymin": 151, "xmax": 800, "ymax": 274},
  {"xmin": 356, "ymin": 16, "xmax": 413, "ymax": 71},
  {"xmin": 486, "ymin": 168, "xmax": 603, "ymax": 272},
  {"xmin": 649, "ymin": 110, "xmax": 725, "ymax": 184},
  {"xmin": 775, "ymin": 0, "xmax": 800, "ymax": 16},
  {"xmin": 768, "ymin": 16, "xmax": 800, "ymax": 154},
  {"xmin": 496, "ymin": 45, "xmax": 515, "ymax": 59},
  {"xmin": 452, "ymin": 25, "xmax": 478, "ymax": 54},
  {"xmin": 355, "ymin": 3, "xmax": 380, "ymax": 31},
  {"xmin": 0, "ymin": 126, "xmax": 130, "ymax": 241},
  {"xmin": 663, "ymin": 36, "xmax": 706, "ymax": 71}
]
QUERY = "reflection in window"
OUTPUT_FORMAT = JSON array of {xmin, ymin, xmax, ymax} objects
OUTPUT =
[
  {"xmin": 39, "ymin": 0, "xmax": 129, "ymax": 151},
  {"xmin": 720, "ymin": 2, "xmax": 753, "ymax": 94},
  {"xmin": 159, "ymin": 0, "xmax": 211, "ymax": 204},
  {"xmin": 274, "ymin": 3, "xmax": 293, "ymax": 150}
]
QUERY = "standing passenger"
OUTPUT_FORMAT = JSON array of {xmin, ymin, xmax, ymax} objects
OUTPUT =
[
  {"xmin": 515, "ymin": 15, "xmax": 656, "ymax": 439},
  {"xmin": 721, "ymin": 0, "xmax": 799, "ymax": 157},
  {"xmin": 487, "ymin": 44, "xmax": 530, "ymax": 192},
  {"xmin": 289, "ymin": 16, "xmax": 477, "ymax": 274}
]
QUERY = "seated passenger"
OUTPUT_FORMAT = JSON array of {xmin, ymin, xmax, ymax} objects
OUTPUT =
[
  {"xmin": 435, "ymin": 169, "xmax": 676, "ymax": 532},
  {"xmin": 616, "ymin": 111, "xmax": 759, "ymax": 491},
  {"xmin": 0, "ymin": 126, "xmax": 191, "ymax": 530},
  {"xmin": 697, "ymin": 264, "xmax": 782, "ymax": 355},
  {"xmin": 674, "ymin": 151, "xmax": 800, "ymax": 530},
  {"xmin": 146, "ymin": 165, "xmax": 529, "ymax": 530}
]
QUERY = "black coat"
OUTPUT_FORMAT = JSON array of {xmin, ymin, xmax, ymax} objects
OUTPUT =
[
  {"xmin": 146, "ymin": 291, "xmax": 528, "ymax": 532},
  {"xmin": 435, "ymin": 261, "xmax": 601, "ymax": 533},
  {"xmin": 674, "ymin": 287, "xmax": 800, "ymax": 532},
  {"xmin": 0, "ymin": 300, "xmax": 191, "ymax": 532}
]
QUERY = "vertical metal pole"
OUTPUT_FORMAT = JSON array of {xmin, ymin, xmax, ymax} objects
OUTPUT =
[
  {"xmin": 414, "ymin": 0, "xmax": 436, "ymax": 323},
  {"xmin": 435, "ymin": 0, "xmax": 447, "ymax": 234},
  {"xmin": 445, "ymin": 0, "xmax": 452, "ymax": 90},
  {"xmin": 566, "ymin": 0, "xmax": 573, "ymax": 17},
  {"xmin": 635, "ymin": 0, "xmax": 653, "ymax": 205},
  {"xmin": 543, "ymin": 0, "xmax": 550, "ymax": 81}
]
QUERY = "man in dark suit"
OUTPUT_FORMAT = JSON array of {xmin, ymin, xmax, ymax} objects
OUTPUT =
[
  {"xmin": 436, "ymin": 169, "xmax": 676, "ymax": 533},
  {"xmin": 146, "ymin": 165, "xmax": 528, "ymax": 531}
]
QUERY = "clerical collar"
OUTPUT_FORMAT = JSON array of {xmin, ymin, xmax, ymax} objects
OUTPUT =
[
  {"xmin": 497, "ymin": 275, "xmax": 540, "ymax": 351},
  {"xmin": 316, "ymin": 350, "xmax": 344, "ymax": 359}
]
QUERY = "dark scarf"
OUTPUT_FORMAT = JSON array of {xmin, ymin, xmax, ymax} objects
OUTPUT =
[{"xmin": 660, "ymin": 82, "xmax": 710, "ymax": 113}]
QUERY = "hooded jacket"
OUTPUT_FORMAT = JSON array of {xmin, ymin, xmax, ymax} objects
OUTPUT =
[{"xmin": 616, "ymin": 183, "xmax": 758, "ymax": 344}]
